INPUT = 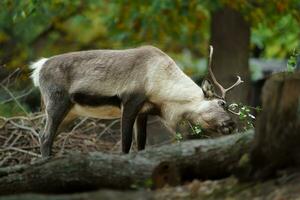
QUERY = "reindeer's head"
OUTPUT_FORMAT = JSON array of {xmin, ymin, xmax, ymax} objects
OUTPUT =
[{"xmin": 184, "ymin": 46, "xmax": 243, "ymax": 134}]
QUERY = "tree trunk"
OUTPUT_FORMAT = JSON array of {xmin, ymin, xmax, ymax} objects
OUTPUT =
[
  {"xmin": 0, "ymin": 131, "xmax": 254, "ymax": 195},
  {"xmin": 210, "ymin": 7, "xmax": 250, "ymax": 103},
  {"xmin": 250, "ymin": 72, "xmax": 300, "ymax": 179}
]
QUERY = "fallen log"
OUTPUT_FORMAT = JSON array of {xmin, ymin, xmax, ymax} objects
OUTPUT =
[
  {"xmin": 0, "ymin": 130, "xmax": 254, "ymax": 195},
  {"xmin": 250, "ymin": 72, "xmax": 300, "ymax": 179},
  {"xmin": 0, "ymin": 190, "xmax": 153, "ymax": 200},
  {"xmin": 2, "ymin": 171, "xmax": 300, "ymax": 200}
]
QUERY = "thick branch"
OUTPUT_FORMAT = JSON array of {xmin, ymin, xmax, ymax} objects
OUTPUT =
[
  {"xmin": 0, "ymin": 190, "xmax": 153, "ymax": 200},
  {"xmin": 0, "ymin": 130, "xmax": 254, "ymax": 195}
]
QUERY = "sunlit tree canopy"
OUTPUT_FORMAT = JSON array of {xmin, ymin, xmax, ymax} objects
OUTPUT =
[{"xmin": 0, "ymin": 0, "xmax": 299, "ymax": 71}]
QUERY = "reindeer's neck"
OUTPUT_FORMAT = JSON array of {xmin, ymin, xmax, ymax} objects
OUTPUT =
[
  {"xmin": 146, "ymin": 60, "xmax": 204, "ymax": 129},
  {"xmin": 147, "ymin": 59, "xmax": 204, "ymax": 103}
]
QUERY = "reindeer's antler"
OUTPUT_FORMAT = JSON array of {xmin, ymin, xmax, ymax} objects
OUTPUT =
[{"xmin": 208, "ymin": 45, "xmax": 244, "ymax": 99}]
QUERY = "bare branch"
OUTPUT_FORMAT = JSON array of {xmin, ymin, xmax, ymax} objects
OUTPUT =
[
  {"xmin": 0, "ymin": 88, "xmax": 34, "ymax": 104},
  {"xmin": 0, "ymin": 83, "xmax": 29, "ymax": 116},
  {"xmin": 0, "ymin": 68, "xmax": 21, "ymax": 85},
  {"xmin": 8, "ymin": 120, "xmax": 39, "ymax": 138},
  {"xmin": 59, "ymin": 117, "xmax": 89, "ymax": 155},
  {"xmin": 97, "ymin": 119, "xmax": 120, "ymax": 139},
  {"xmin": 0, "ymin": 147, "xmax": 41, "ymax": 158}
]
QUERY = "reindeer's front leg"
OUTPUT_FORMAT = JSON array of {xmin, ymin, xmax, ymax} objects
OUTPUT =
[
  {"xmin": 121, "ymin": 95, "xmax": 145, "ymax": 153},
  {"xmin": 135, "ymin": 114, "xmax": 148, "ymax": 151}
]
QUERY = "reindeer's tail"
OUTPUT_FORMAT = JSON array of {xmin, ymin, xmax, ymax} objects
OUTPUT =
[{"xmin": 29, "ymin": 58, "xmax": 48, "ymax": 87}]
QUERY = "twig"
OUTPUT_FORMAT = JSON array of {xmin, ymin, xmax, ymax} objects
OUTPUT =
[
  {"xmin": 9, "ymin": 120, "xmax": 39, "ymax": 138},
  {"xmin": 0, "ymin": 117, "xmax": 7, "ymax": 128},
  {"xmin": 8, "ymin": 133, "xmax": 22, "ymax": 147},
  {"xmin": 2, "ymin": 133, "xmax": 15, "ymax": 147},
  {"xmin": 0, "ymin": 135, "xmax": 7, "ymax": 139},
  {"xmin": 187, "ymin": 121, "xmax": 197, "ymax": 135},
  {"xmin": 30, "ymin": 113, "xmax": 46, "ymax": 120},
  {"xmin": 15, "ymin": 145, "xmax": 40, "ymax": 150},
  {"xmin": 0, "ymin": 68, "xmax": 20, "ymax": 85},
  {"xmin": 59, "ymin": 117, "xmax": 89, "ymax": 155},
  {"xmin": 1, "ymin": 147, "xmax": 41, "ymax": 157},
  {"xmin": 0, "ymin": 113, "xmax": 45, "ymax": 122},
  {"xmin": 0, "ymin": 83, "xmax": 29, "ymax": 116},
  {"xmin": 110, "ymin": 140, "xmax": 121, "ymax": 151},
  {"xmin": 97, "ymin": 119, "xmax": 120, "ymax": 139},
  {"xmin": 81, "ymin": 120, "xmax": 107, "ymax": 134},
  {"xmin": 0, "ymin": 88, "xmax": 35, "ymax": 104},
  {"xmin": 0, "ymin": 152, "xmax": 16, "ymax": 167}
]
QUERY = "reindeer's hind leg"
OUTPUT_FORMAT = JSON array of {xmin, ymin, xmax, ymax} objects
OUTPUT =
[
  {"xmin": 135, "ymin": 114, "xmax": 147, "ymax": 151},
  {"xmin": 57, "ymin": 112, "xmax": 78, "ymax": 133},
  {"xmin": 40, "ymin": 89, "xmax": 72, "ymax": 157}
]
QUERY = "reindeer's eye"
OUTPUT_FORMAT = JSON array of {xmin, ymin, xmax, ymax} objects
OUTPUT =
[{"xmin": 218, "ymin": 100, "xmax": 226, "ymax": 107}]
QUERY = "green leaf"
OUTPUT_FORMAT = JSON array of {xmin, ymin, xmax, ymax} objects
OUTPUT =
[{"xmin": 175, "ymin": 132, "xmax": 183, "ymax": 141}]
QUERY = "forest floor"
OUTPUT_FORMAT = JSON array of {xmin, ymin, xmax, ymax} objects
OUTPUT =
[
  {"xmin": 1, "ymin": 113, "xmax": 300, "ymax": 200},
  {"xmin": 2, "ymin": 173, "xmax": 299, "ymax": 200},
  {"xmin": 155, "ymin": 173, "xmax": 300, "ymax": 199},
  {"xmin": 0, "ymin": 113, "xmax": 174, "ymax": 167},
  {"xmin": 1, "ymin": 114, "xmax": 128, "ymax": 167}
]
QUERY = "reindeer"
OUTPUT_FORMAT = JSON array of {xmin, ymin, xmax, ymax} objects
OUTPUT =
[{"xmin": 30, "ymin": 45, "xmax": 243, "ymax": 157}]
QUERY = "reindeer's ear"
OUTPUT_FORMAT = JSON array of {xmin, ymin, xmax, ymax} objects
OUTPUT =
[{"xmin": 201, "ymin": 79, "xmax": 215, "ymax": 98}]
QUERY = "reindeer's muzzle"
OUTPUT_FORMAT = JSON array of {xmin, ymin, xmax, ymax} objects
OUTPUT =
[{"xmin": 217, "ymin": 120, "xmax": 236, "ymax": 134}]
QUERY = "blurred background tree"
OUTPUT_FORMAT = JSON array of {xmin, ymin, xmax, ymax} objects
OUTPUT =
[{"xmin": 0, "ymin": 0, "xmax": 299, "ymax": 115}]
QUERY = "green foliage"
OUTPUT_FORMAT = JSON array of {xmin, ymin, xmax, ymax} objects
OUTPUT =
[
  {"xmin": 131, "ymin": 178, "xmax": 153, "ymax": 189},
  {"xmin": 192, "ymin": 125, "xmax": 203, "ymax": 135},
  {"xmin": 287, "ymin": 49, "xmax": 299, "ymax": 72},
  {"xmin": 0, "ymin": 0, "xmax": 108, "ymax": 69},
  {"xmin": 0, "ymin": 102, "xmax": 30, "ymax": 117},
  {"xmin": 175, "ymin": 121, "xmax": 205, "ymax": 142},
  {"xmin": 1, "ymin": 0, "xmax": 299, "ymax": 74},
  {"xmin": 174, "ymin": 102, "xmax": 260, "ymax": 142},
  {"xmin": 228, "ymin": 103, "xmax": 261, "ymax": 131},
  {"xmin": 104, "ymin": 0, "xmax": 210, "ymax": 54},
  {"xmin": 252, "ymin": 15, "xmax": 300, "ymax": 58},
  {"xmin": 175, "ymin": 132, "xmax": 183, "ymax": 142},
  {"xmin": 143, "ymin": 178, "xmax": 153, "ymax": 188},
  {"xmin": 187, "ymin": 122, "xmax": 203, "ymax": 137}
]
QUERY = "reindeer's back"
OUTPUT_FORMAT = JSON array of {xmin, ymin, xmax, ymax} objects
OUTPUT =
[{"xmin": 39, "ymin": 46, "xmax": 169, "ymax": 96}]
